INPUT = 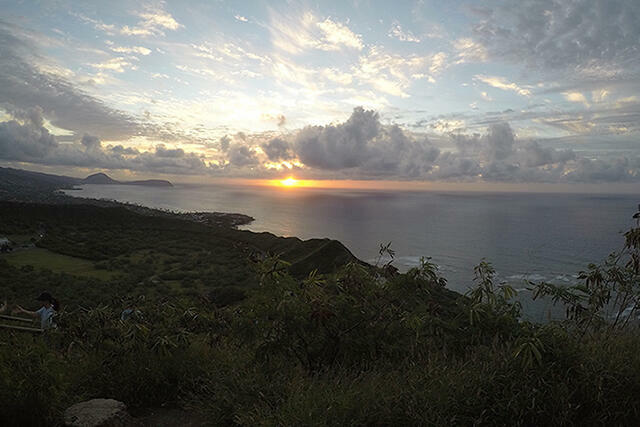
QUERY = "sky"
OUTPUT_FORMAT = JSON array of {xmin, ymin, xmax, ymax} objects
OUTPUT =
[{"xmin": 0, "ymin": 0, "xmax": 639, "ymax": 189}]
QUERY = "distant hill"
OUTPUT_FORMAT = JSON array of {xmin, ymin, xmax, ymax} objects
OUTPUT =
[
  {"xmin": 0, "ymin": 167, "xmax": 80, "ymax": 202},
  {"xmin": 0, "ymin": 167, "xmax": 173, "ymax": 202},
  {"xmin": 0, "ymin": 167, "xmax": 79, "ymax": 188},
  {"xmin": 83, "ymin": 172, "xmax": 173, "ymax": 187},
  {"xmin": 82, "ymin": 172, "xmax": 118, "ymax": 185}
]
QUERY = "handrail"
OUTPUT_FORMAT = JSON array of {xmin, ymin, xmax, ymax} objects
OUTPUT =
[
  {"xmin": 0, "ymin": 324, "xmax": 44, "ymax": 333},
  {"xmin": 0, "ymin": 314, "xmax": 33, "ymax": 323}
]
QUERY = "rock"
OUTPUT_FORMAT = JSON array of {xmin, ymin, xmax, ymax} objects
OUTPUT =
[{"xmin": 64, "ymin": 399, "xmax": 133, "ymax": 427}]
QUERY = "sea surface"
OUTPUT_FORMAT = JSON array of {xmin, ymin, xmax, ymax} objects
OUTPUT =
[{"xmin": 65, "ymin": 183, "xmax": 638, "ymax": 319}]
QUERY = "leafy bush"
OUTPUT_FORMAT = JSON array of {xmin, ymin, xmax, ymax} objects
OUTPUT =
[{"xmin": 3, "ymin": 203, "xmax": 640, "ymax": 424}]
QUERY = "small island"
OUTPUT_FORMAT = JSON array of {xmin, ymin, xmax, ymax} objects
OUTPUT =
[{"xmin": 82, "ymin": 172, "xmax": 173, "ymax": 187}]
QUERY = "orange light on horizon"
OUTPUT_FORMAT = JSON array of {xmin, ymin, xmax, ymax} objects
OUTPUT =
[
  {"xmin": 268, "ymin": 177, "xmax": 318, "ymax": 188},
  {"xmin": 280, "ymin": 177, "xmax": 298, "ymax": 186}
]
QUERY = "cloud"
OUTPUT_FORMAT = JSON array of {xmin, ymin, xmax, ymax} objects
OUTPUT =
[
  {"xmin": 260, "ymin": 113, "xmax": 287, "ymax": 128},
  {"xmin": 218, "ymin": 135, "xmax": 231, "ymax": 152},
  {"xmin": 452, "ymin": 38, "xmax": 488, "ymax": 63},
  {"xmin": 109, "ymin": 45, "xmax": 152, "ymax": 56},
  {"xmin": 90, "ymin": 57, "xmax": 137, "ymax": 73},
  {"xmin": 2, "ymin": 104, "xmax": 639, "ymax": 183},
  {"xmin": 439, "ymin": 122, "xmax": 636, "ymax": 182},
  {"xmin": 388, "ymin": 22, "xmax": 421, "ymax": 43},
  {"xmin": 286, "ymin": 109, "xmax": 640, "ymax": 183},
  {"xmin": 155, "ymin": 144, "xmax": 185, "ymax": 158},
  {"xmin": 471, "ymin": 0, "xmax": 640, "ymax": 76},
  {"xmin": 0, "ymin": 20, "xmax": 200, "ymax": 145},
  {"xmin": 121, "ymin": 4, "xmax": 182, "ymax": 37},
  {"xmin": 81, "ymin": 134, "xmax": 101, "ymax": 151},
  {"xmin": 0, "ymin": 21, "xmax": 144, "ymax": 140},
  {"xmin": 563, "ymin": 92, "xmax": 590, "ymax": 106},
  {"xmin": 563, "ymin": 157, "xmax": 640, "ymax": 182},
  {"xmin": 316, "ymin": 18, "xmax": 363, "ymax": 50},
  {"xmin": 474, "ymin": 75, "xmax": 532, "ymax": 97},
  {"xmin": 261, "ymin": 137, "xmax": 293, "ymax": 161},
  {"xmin": 292, "ymin": 107, "xmax": 439, "ymax": 177},
  {"xmin": 110, "ymin": 144, "xmax": 139, "ymax": 155},
  {"xmin": 269, "ymin": 11, "xmax": 363, "ymax": 54},
  {"xmin": 355, "ymin": 47, "xmax": 448, "ymax": 97},
  {"xmin": 71, "ymin": 13, "xmax": 117, "ymax": 35},
  {"xmin": 228, "ymin": 144, "xmax": 258, "ymax": 166},
  {"xmin": 518, "ymin": 141, "xmax": 575, "ymax": 167},
  {"xmin": 0, "ymin": 107, "xmax": 57, "ymax": 161},
  {"xmin": 0, "ymin": 108, "xmax": 212, "ymax": 175},
  {"xmin": 483, "ymin": 122, "xmax": 514, "ymax": 161}
]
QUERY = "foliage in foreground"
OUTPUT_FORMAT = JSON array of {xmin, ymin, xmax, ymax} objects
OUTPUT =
[{"xmin": 2, "ymin": 208, "xmax": 640, "ymax": 425}]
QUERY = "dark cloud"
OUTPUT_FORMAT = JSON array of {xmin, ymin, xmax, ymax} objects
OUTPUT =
[
  {"xmin": 81, "ymin": 134, "xmax": 101, "ymax": 151},
  {"xmin": 288, "ymin": 109, "xmax": 640, "ymax": 183},
  {"xmin": 564, "ymin": 157, "xmax": 640, "ymax": 182},
  {"xmin": 218, "ymin": 135, "xmax": 231, "ymax": 152},
  {"xmin": 295, "ymin": 107, "xmax": 380, "ymax": 170},
  {"xmin": 467, "ymin": 0, "xmax": 640, "ymax": 139},
  {"xmin": 109, "ymin": 144, "xmax": 139, "ymax": 155},
  {"xmin": 1, "ymin": 100, "xmax": 638, "ymax": 183},
  {"xmin": 518, "ymin": 141, "xmax": 575, "ymax": 168},
  {"xmin": 472, "ymin": 0, "xmax": 640, "ymax": 74},
  {"xmin": 0, "ymin": 20, "xmax": 192, "ymax": 143},
  {"xmin": 292, "ymin": 106, "xmax": 441, "ymax": 178},
  {"xmin": 0, "ymin": 107, "xmax": 211, "ymax": 175},
  {"xmin": 0, "ymin": 107, "xmax": 58, "ymax": 161},
  {"xmin": 228, "ymin": 144, "xmax": 258, "ymax": 166},
  {"xmin": 261, "ymin": 137, "xmax": 293, "ymax": 161},
  {"xmin": 155, "ymin": 144, "xmax": 185, "ymax": 158},
  {"xmin": 0, "ymin": 21, "xmax": 142, "ymax": 140},
  {"xmin": 482, "ymin": 122, "xmax": 513, "ymax": 161}
]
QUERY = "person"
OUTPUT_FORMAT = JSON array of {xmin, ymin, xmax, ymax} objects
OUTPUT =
[
  {"xmin": 13, "ymin": 292, "xmax": 59, "ymax": 330},
  {"xmin": 0, "ymin": 300, "xmax": 6, "ymax": 313}
]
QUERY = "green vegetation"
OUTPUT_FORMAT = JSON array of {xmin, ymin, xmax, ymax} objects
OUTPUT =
[
  {"xmin": 2, "ymin": 199, "xmax": 640, "ymax": 425},
  {"xmin": 4, "ymin": 248, "xmax": 118, "ymax": 280}
]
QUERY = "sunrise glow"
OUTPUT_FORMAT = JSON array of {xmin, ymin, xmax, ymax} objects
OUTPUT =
[{"xmin": 279, "ymin": 177, "xmax": 298, "ymax": 187}]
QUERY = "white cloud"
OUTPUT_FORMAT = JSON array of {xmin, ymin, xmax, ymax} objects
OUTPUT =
[
  {"xmin": 316, "ymin": 18, "xmax": 363, "ymax": 50},
  {"xmin": 563, "ymin": 91, "xmax": 590, "ymax": 106},
  {"xmin": 387, "ymin": 22, "xmax": 421, "ymax": 43},
  {"xmin": 355, "ymin": 47, "xmax": 448, "ymax": 97},
  {"xmin": 453, "ymin": 38, "xmax": 488, "ymax": 64},
  {"xmin": 110, "ymin": 45, "xmax": 152, "ymax": 56},
  {"xmin": 429, "ymin": 52, "xmax": 447, "ymax": 74},
  {"xmin": 121, "ymin": 5, "xmax": 182, "ymax": 37},
  {"xmin": 322, "ymin": 68, "xmax": 353, "ymax": 85},
  {"xmin": 474, "ymin": 75, "xmax": 532, "ymax": 97},
  {"xmin": 269, "ymin": 11, "xmax": 363, "ymax": 54},
  {"xmin": 71, "ymin": 13, "xmax": 117, "ymax": 35},
  {"xmin": 90, "ymin": 57, "xmax": 137, "ymax": 73}
]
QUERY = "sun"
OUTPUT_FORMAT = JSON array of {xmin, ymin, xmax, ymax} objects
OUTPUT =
[{"xmin": 280, "ymin": 177, "xmax": 298, "ymax": 187}]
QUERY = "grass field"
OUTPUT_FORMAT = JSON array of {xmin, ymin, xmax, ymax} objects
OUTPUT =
[{"xmin": 3, "ymin": 248, "xmax": 118, "ymax": 280}]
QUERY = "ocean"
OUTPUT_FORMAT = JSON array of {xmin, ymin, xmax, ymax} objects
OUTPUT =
[{"xmin": 64, "ymin": 183, "xmax": 638, "ymax": 319}]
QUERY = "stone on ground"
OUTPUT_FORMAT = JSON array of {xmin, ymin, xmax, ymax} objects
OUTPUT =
[{"xmin": 64, "ymin": 398, "xmax": 133, "ymax": 427}]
